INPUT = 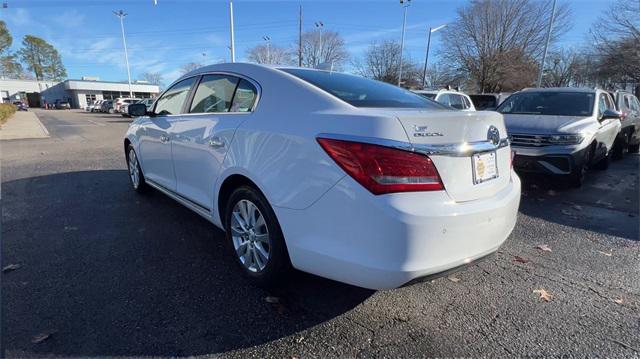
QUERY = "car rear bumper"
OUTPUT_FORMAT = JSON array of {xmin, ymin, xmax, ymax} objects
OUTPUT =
[{"xmin": 274, "ymin": 171, "xmax": 521, "ymax": 290}]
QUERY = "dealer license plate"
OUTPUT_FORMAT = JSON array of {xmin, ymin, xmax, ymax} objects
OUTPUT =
[{"xmin": 472, "ymin": 151, "xmax": 498, "ymax": 184}]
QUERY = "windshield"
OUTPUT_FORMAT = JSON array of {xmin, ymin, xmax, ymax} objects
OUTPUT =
[
  {"xmin": 497, "ymin": 91, "xmax": 595, "ymax": 116},
  {"xmin": 281, "ymin": 68, "xmax": 447, "ymax": 109}
]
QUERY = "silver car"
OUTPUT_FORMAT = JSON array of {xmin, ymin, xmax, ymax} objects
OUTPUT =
[
  {"xmin": 609, "ymin": 90, "xmax": 640, "ymax": 159},
  {"xmin": 499, "ymin": 88, "xmax": 621, "ymax": 187}
]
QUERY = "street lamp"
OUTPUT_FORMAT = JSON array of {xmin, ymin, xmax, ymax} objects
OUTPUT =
[
  {"xmin": 113, "ymin": 10, "xmax": 133, "ymax": 98},
  {"xmin": 421, "ymin": 24, "xmax": 447, "ymax": 89},
  {"xmin": 398, "ymin": 0, "xmax": 411, "ymax": 87},
  {"xmin": 315, "ymin": 21, "xmax": 324, "ymax": 64},
  {"xmin": 229, "ymin": 0, "xmax": 235, "ymax": 62},
  {"xmin": 537, "ymin": 0, "xmax": 557, "ymax": 87},
  {"xmin": 263, "ymin": 36, "xmax": 271, "ymax": 63}
]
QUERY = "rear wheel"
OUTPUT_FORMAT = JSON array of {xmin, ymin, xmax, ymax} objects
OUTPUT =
[
  {"xmin": 613, "ymin": 132, "xmax": 628, "ymax": 160},
  {"xmin": 224, "ymin": 186, "xmax": 291, "ymax": 287}
]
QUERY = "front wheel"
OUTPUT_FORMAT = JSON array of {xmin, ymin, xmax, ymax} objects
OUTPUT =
[
  {"xmin": 613, "ymin": 133, "xmax": 628, "ymax": 160},
  {"xmin": 594, "ymin": 151, "xmax": 611, "ymax": 170},
  {"xmin": 224, "ymin": 186, "xmax": 291, "ymax": 287},
  {"xmin": 126, "ymin": 145, "xmax": 147, "ymax": 193}
]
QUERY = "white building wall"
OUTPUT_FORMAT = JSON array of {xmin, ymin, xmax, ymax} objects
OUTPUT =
[{"xmin": 0, "ymin": 79, "xmax": 58, "ymax": 102}]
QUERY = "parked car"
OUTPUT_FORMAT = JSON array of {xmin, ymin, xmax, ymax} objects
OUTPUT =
[
  {"xmin": 88, "ymin": 100, "xmax": 104, "ymax": 112},
  {"xmin": 609, "ymin": 90, "xmax": 640, "ymax": 159},
  {"xmin": 114, "ymin": 97, "xmax": 141, "ymax": 113},
  {"xmin": 498, "ymin": 87, "xmax": 621, "ymax": 187},
  {"xmin": 121, "ymin": 98, "xmax": 154, "ymax": 117},
  {"xmin": 469, "ymin": 93, "xmax": 511, "ymax": 111},
  {"xmin": 124, "ymin": 63, "xmax": 521, "ymax": 289},
  {"xmin": 412, "ymin": 89, "xmax": 476, "ymax": 111},
  {"xmin": 54, "ymin": 100, "xmax": 71, "ymax": 110},
  {"xmin": 101, "ymin": 100, "xmax": 114, "ymax": 113},
  {"xmin": 13, "ymin": 101, "xmax": 28, "ymax": 111}
]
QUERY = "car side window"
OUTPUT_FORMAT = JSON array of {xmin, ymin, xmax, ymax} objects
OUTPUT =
[
  {"xmin": 154, "ymin": 77, "xmax": 197, "ymax": 116},
  {"xmin": 622, "ymin": 96, "xmax": 631, "ymax": 111},
  {"xmin": 597, "ymin": 94, "xmax": 609, "ymax": 117},
  {"xmin": 230, "ymin": 79, "xmax": 258, "ymax": 112},
  {"xmin": 462, "ymin": 96, "xmax": 472, "ymax": 109},
  {"xmin": 190, "ymin": 75, "xmax": 240, "ymax": 113},
  {"xmin": 632, "ymin": 96, "xmax": 640, "ymax": 112},
  {"xmin": 449, "ymin": 94, "xmax": 464, "ymax": 109},
  {"xmin": 438, "ymin": 94, "xmax": 451, "ymax": 106}
]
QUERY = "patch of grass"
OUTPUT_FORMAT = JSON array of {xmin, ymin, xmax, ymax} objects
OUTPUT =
[{"xmin": 0, "ymin": 103, "xmax": 17, "ymax": 125}]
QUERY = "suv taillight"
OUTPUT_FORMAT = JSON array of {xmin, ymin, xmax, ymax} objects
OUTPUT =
[{"xmin": 317, "ymin": 137, "xmax": 444, "ymax": 195}]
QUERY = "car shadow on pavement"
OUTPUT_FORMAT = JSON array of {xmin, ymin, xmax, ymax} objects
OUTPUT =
[
  {"xmin": 2, "ymin": 170, "xmax": 374, "ymax": 357},
  {"xmin": 516, "ymin": 155, "xmax": 639, "ymax": 241}
]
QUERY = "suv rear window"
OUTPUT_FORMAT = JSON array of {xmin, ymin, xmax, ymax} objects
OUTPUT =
[
  {"xmin": 281, "ymin": 68, "xmax": 447, "ymax": 109},
  {"xmin": 498, "ymin": 92, "xmax": 595, "ymax": 116}
]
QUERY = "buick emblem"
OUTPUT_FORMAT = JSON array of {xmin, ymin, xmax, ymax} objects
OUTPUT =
[{"xmin": 487, "ymin": 126, "xmax": 500, "ymax": 145}]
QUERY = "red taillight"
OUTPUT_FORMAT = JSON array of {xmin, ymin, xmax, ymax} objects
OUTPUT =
[
  {"xmin": 317, "ymin": 137, "xmax": 443, "ymax": 195},
  {"xmin": 621, "ymin": 112, "xmax": 628, "ymax": 121}
]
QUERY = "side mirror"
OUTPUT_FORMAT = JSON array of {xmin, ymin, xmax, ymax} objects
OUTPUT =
[
  {"xmin": 600, "ymin": 109, "xmax": 621, "ymax": 121},
  {"xmin": 128, "ymin": 103, "xmax": 148, "ymax": 117}
]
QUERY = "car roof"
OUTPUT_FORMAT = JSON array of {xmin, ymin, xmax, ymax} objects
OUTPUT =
[{"xmin": 519, "ymin": 87, "xmax": 598, "ymax": 93}]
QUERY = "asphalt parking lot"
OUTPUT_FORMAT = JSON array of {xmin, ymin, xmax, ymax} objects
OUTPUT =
[{"xmin": 2, "ymin": 109, "xmax": 639, "ymax": 358}]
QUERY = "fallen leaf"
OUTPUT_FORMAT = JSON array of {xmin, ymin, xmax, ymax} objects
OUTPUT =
[
  {"xmin": 447, "ymin": 276, "xmax": 461, "ymax": 283},
  {"xmin": 513, "ymin": 256, "xmax": 529, "ymax": 264},
  {"xmin": 572, "ymin": 205, "xmax": 583, "ymax": 211},
  {"xmin": 32, "ymin": 331, "xmax": 56, "ymax": 344},
  {"xmin": 613, "ymin": 298, "xmax": 624, "ymax": 304},
  {"xmin": 296, "ymin": 336, "xmax": 305, "ymax": 343},
  {"xmin": 598, "ymin": 250, "xmax": 613, "ymax": 257},
  {"xmin": 533, "ymin": 288, "xmax": 553, "ymax": 302},
  {"xmin": 536, "ymin": 244, "xmax": 552, "ymax": 252},
  {"xmin": 2, "ymin": 264, "xmax": 21, "ymax": 273},
  {"xmin": 265, "ymin": 296, "xmax": 280, "ymax": 304}
]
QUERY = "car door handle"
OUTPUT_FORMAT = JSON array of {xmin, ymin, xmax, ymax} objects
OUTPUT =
[
  {"xmin": 160, "ymin": 134, "xmax": 170, "ymax": 143},
  {"xmin": 208, "ymin": 137, "xmax": 224, "ymax": 148}
]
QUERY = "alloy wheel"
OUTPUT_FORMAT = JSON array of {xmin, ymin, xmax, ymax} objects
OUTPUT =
[
  {"xmin": 128, "ymin": 149, "xmax": 140, "ymax": 189},
  {"xmin": 230, "ymin": 199, "xmax": 271, "ymax": 272}
]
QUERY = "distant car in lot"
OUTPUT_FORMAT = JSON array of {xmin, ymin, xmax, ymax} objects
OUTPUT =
[
  {"xmin": 54, "ymin": 100, "xmax": 71, "ymax": 110},
  {"xmin": 499, "ymin": 87, "xmax": 621, "ymax": 187},
  {"xmin": 88, "ymin": 100, "xmax": 104, "ymax": 112},
  {"xmin": 413, "ymin": 89, "xmax": 476, "ymax": 111},
  {"xmin": 609, "ymin": 90, "xmax": 640, "ymax": 159},
  {"xmin": 469, "ymin": 93, "xmax": 511, "ymax": 111},
  {"xmin": 101, "ymin": 100, "xmax": 114, "ymax": 113},
  {"xmin": 124, "ymin": 63, "xmax": 520, "ymax": 289},
  {"xmin": 121, "ymin": 98, "xmax": 154, "ymax": 117},
  {"xmin": 13, "ymin": 101, "xmax": 28, "ymax": 111},
  {"xmin": 114, "ymin": 97, "xmax": 141, "ymax": 113}
]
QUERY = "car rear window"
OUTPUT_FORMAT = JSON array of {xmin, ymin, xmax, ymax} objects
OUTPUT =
[
  {"xmin": 497, "ymin": 92, "xmax": 595, "ymax": 116},
  {"xmin": 280, "ymin": 68, "xmax": 447, "ymax": 109}
]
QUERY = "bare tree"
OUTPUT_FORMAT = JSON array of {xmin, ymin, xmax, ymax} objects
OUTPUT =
[
  {"xmin": 246, "ymin": 44, "xmax": 293, "ymax": 65},
  {"xmin": 300, "ymin": 29, "xmax": 349, "ymax": 69},
  {"xmin": 180, "ymin": 62, "xmax": 203, "ymax": 75},
  {"xmin": 440, "ymin": 0, "xmax": 572, "ymax": 92},
  {"xmin": 590, "ymin": 0, "xmax": 640, "ymax": 92},
  {"xmin": 139, "ymin": 72, "xmax": 165, "ymax": 87},
  {"xmin": 541, "ymin": 49, "xmax": 580, "ymax": 87},
  {"xmin": 354, "ymin": 40, "xmax": 421, "ymax": 88}
]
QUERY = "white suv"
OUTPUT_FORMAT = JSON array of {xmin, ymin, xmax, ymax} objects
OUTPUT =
[
  {"xmin": 114, "ymin": 97, "xmax": 141, "ymax": 113},
  {"xmin": 413, "ymin": 89, "xmax": 476, "ymax": 111}
]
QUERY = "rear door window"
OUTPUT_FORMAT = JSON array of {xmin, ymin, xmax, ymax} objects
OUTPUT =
[
  {"xmin": 190, "ymin": 75, "xmax": 239, "ymax": 113},
  {"xmin": 230, "ymin": 79, "xmax": 258, "ymax": 112}
]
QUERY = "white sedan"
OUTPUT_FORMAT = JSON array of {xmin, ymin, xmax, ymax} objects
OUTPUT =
[{"xmin": 124, "ymin": 63, "xmax": 521, "ymax": 289}]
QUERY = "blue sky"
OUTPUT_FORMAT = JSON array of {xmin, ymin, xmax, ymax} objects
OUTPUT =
[{"xmin": 2, "ymin": 0, "xmax": 610, "ymax": 85}]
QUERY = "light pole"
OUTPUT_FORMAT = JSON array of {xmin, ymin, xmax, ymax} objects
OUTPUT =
[
  {"xmin": 422, "ymin": 24, "xmax": 446, "ymax": 89},
  {"xmin": 398, "ymin": 0, "xmax": 411, "ymax": 87},
  {"xmin": 315, "ymin": 21, "xmax": 324, "ymax": 65},
  {"xmin": 229, "ymin": 0, "xmax": 235, "ymax": 62},
  {"xmin": 114, "ymin": 10, "xmax": 133, "ymax": 98},
  {"xmin": 537, "ymin": 0, "xmax": 556, "ymax": 88},
  {"xmin": 263, "ymin": 36, "xmax": 271, "ymax": 63}
]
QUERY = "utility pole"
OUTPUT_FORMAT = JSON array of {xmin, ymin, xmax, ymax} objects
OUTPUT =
[
  {"xmin": 263, "ymin": 36, "xmax": 271, "ymax": 63},
  {"xmin": 114, "ymin": 10, "xmax": 133, "ymax": 98},
  {"xmin": 298, "ymin": 4, "xmax": 303, "ymax": 67},
  {"xmin": 229, "ymin": 0, "xmax": 235, "ymax": 62},
  {"xmin": 315, "ymin": 21, "xmax": 324, "ymax": 66},
  {"xmin": 421, "ymin": 24, "xmax": 446, "ymax": 89},
  {"xmin": 537, "ymin": 0, "xmax": 556, "ymax": 88},
  {"xmin": 398, "ymin": 0, "xmax": 411, "ymax": 87}
]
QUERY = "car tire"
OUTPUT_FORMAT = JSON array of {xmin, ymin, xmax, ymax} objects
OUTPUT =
[
  {"xmin": 568, "ymin": 164, "xmax": 586, "ymax": 188},
  {"xmin": 594, "ymin": 151, "xmax": 611, "ymax": 170},
  {"xmin": 224, "ymin": 185, "xmax": 292, "ymax": 287},
  {"xmin": 629, "ymin": 143, "xmax": 640, "ymax": 153},
  {"xmin": 126, "ymin": 144, "xmax": 147, "ymax": 193},
  {"xmin": 612, "ymin": 133, "xmax": 628, "ymax": 160}
]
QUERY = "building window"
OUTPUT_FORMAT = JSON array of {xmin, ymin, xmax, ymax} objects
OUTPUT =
[{"xmin": 85, "ymin": 94, "xmax": 96, "ymax": 105}]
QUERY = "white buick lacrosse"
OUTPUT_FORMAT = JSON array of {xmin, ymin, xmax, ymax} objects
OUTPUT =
[{"xmin": 124, "ymin": 63, "xmax": 521, "ymax": 289}]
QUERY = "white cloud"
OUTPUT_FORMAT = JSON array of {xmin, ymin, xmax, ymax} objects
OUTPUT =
[
  {"xmin": 51, "ymin": 9, "xmax": 86, "ymax": 29},
  {"xmin": 7, "ymin": 8, "xmax": 32, "ymax": 27}
]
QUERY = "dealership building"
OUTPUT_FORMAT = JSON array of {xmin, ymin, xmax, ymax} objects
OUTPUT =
[{"xmin": 0, "ymin": 77, "xmax": 160, "ymax": 109}]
